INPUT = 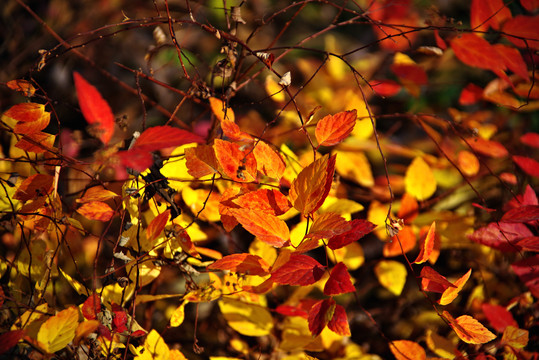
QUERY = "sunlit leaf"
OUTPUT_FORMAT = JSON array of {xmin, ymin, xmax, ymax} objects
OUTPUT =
[
  {"xmin": 13, "ymin": 174, "xmax": 53, "ymax": 202},
  {"xmin": 470, "ymin": 0, "xmax": 511, "ymax": 32},
  {"xmin": 315, "ymin": 110, "xmax": 356, "ymax": 147},
  {"xmin": 15, "ymin": 131, "xmax": 56, "ymax": 153},
  {"xmin": 73, "ymin": 72, "xmax": 115, "ymax": 145},
  {"xmin": 458, "ymin": 150, "xmax": 480, "ymax": 177},
  {"xmin": 133, "ymin": 125, "xmax": 203, "ymax": 153},
  {"xmin": 208, "ymin": 253, "xmax": 270, "ymax": 276},
  {"xmin": 420, "ymin": 266, "xmax": 456, "ymax": 293},
  {"xmin": 271, "ymin": 254, "xmax": 325, "ymax": 286},
  {"xmin": 147, "ymin": 210, "xmax": 170, "ymax": 243},
  {"xmin": 405, "ymin": 157, "xmax": 437, "ymax": 201},
  {"xmin": 383, "ymin": 226, "xmax": 417, "ymax": 257},
  {"xmin": 334, "ymin": 150, "xmax": 374, "ymax": 188},
  {"xmin": 37, "ymin": 306, "xmax": 79, "ymax": 353},
  {"xmin": 77, "ymin": 186, "xmax": 119, "ymax": 203},
  {"xmin": 389, "ymin": 340, "xmax": 426, "ymax": 360},
  {"xmin": 233, "ymin": 188, "xmax": 291, "ymax": 216},
  {"xmin": 481, "ymin": 303, "xmax": 518, "ymax": 333},
  {"xmin": 439, "ymin": 269, "xmax": 472, "ymax": 305},
  {"xmin": 374, "ymin": 260, "xmax": 407, "ymax": 296},
  {"xmin": 466, "ymin": 137, "xmax": 508, "ymax": 158},
  {"xmin": 185, "ymin": 145, "xmax": 219, "ymax": 178},
  {"xmin": 170, "ymin": 301, "xmax": 188, "ymax": 327},
  {"xmin": 413, "ymin": 221, "xmax": 436, "ymax": 264},
  {"xmin": 327, "ymin": 219, "xmax": 376, "ymax": 250},
  {"xmin": 218, "ymin": 298, "xmax": 273, "ymax": 336},
  {"xmin": 76, "ymin": 201, "xmax": 114, "ymax": 222},
  {"xmin": 327, "ymin": 303, "xmax": 350, "ymax": 336},
  {"xmin": 306, "ymin": 212, "xmax": 350, "ymax": 241},
  {"xmin": 501, "ymin": 326, "xmax": 528, "ymax": 349},
  {"xmin": 443, "ymin": 311, "xmax": 496, "ymax": 344},
  {"xmin": 214, "ymin": 139, "xmax": 257, "ymax": 182},
  {"xmin": 308, "ymin": 298, "xmax": 335, "ymax": 337},
  {"xmin": 82, "ymin": 294, "xmax": 101, "ymax": 320},
  {"xmin": 493, "ymin": 44, "xmax": 529, "ymax": 81},
  {"xmin": 323, "ymin": 262, "xmax": 355, "ymax": 296},
  {"xmin": 425, "ymin": 329, "xmax": 456, "ymax": 359},
  {"xmin": 229, "ymin": 208, "xmax": 289, "ymax": 247},
  {"xmin": 398, "ymin": 193, "xmax": 419, "ymax": 224},
  {"xmin": 289, "ymin": 154, "xmax": 336, "ymax": 216},
  {"xmin": 136, "ymin": 329, "xmax": 170, "ymax": 360},
  {"xmin": 502, "ymin": 15, "xmax": 539, "ymax": 50},
  {"xmin": 253, "ymin": 141, "xmax": 286, "ymax": 179}
]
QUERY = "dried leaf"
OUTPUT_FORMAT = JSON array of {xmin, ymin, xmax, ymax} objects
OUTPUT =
[
  {"xmin": 271, "ymin": 254, "xmax": 325, "ymax": 286},
  {"xmin": 315, "ymin": 110, "xmax": 357, "ymax": 147},
  {"xmin": 405, "ymin": 157, "xmax": 437, "ymax": 201},
  {"xmin": 73, "ymin": 72, "xmax": 115, "ymax": 145},
  {"xmin": 7, "ymin": 79, "xmax": 35, "ymax": 97},
  {"xmin": 323, "ymin": 262, "xmax": 355, "ymax": 296},
  {"xmin": 443, "ymin": 311, "xmax": 496, "ymax": 344}
]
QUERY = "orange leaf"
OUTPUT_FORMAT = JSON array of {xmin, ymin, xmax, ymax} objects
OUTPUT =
[
  {"xmin": 470, "ymin": 0, "xmax": 511, "ymax": 32},
  {"xmin": 444, "ymin": 311, "xmax": 496, "ymax": 344},
  {"xmin": 271, "ymin": 254, "xmax": 325, "ymax": 286},
  {"xmin": 76, "ymin": 186, "xmax": 119, "ymax": 203},
  {"xmin": 229, "ymin": 208, "xmax": 289, "ymax": 247},
  {"xmin": 397, "ymin": 193, "xmax": 419, "ymax": 224},
  {"xmin": 14, "ymin": 174, "xmax": 54, "ymax": 202},
  {"xmin": 439, "ymin": 269, "xmax": 472, "ymax": 305},
  {"xmin": 327, "ymin": 219, "xmax": 376, "ymax": 250},
  {"xmin": 147, "ymin": 210, "xmax": 170, "ymax": 243},
  {"xmin": 466, "ymin": 137, "xmax": 508, "ymax": 158},
  {"xmin": 214, "ymin": 139, "xmax": 257, "ymax": 182},
  {"xmin": 82, "ymin": 294, "xmax": 101, "ymax": 320},
  {"xmin": 458, "ymin": 150, "xmax": 480, "ymax": 177},
  {"xmin": 324, "ymin": 262, "xmax": 355, "ymax": 295},
  {"xmin": 308, "ymin": 298, "xmax": 335, "ymax": 337},
  {"xmin": 209, "ymin": 97, "xmax": 252, "ymax": 142},
  {"xmin": 501, "ymin": 326, "xmax": 528, "ymax": 349},
  {"xmin": 315, "ymin": 110, "xmax": 357, "ymax": 147},
  {"xmin": 73, "ymin": 72, "xmax": 115, "ymax": 145},
  {"xmin": 208, "ymin": 253, "xmax": 270, "ymax": 276},
  {"xmin": 185, "ymin": 145, "xmax": 218, "ymax": 178},
  {"xmin": 414, "ymin": 221, "xmax": 436, "ymax": 264},
  {"xmin": 76, "ymin": 201, "xmax": 114, "ymax": 222},
  {"xmin": 13, "ymin": 112, "xmax": 50, "ymax": 135},
  {"xmin": 15, "ymin": 132, "xmax": 56, "ymax": 154},
  {"xmin": 502, "ymin": 15, "xmax": 539, "ymax": 50},
  {"xmin": 173, "ymin": 225, "xmax": 199, "ymax": 258},
  {"xmin": 459, "ymin": 83, "xmax": 484, "ymax": 106},
  {"xmin": 4, "ymin": 102, "xmax": 45, "ymax": 123},
  {"xmin": 233, "ymin": 188, "xmax": 291, "ymax": 216},
  {"xmin": 327, "ymin": 303, "xmax": 351, "ymax": 336},
  {"xmin": 132, "ymin": 125, "xmax": 203, "ymax": 152},
  {"xmin": 493, "ymin": 44, "xmax": 530, "ymax": 81},
  {"xmin": 7, "ymin": 79, "xmax": 35, "ymax": 97},
  {"xmin": 289, "ymin": 154, "xmax": 336, "ymax": 216},
  {"xmin": 306, "ymin": 212, "xmax": 351, "ymax": 240},
  {"xmin": 390, "ymin": 340, "xmax": 427, "ymax": 360},
  {"xmin": 253, "ymin": 141, "xmax": 286, "ymax": 179},
  {"xmin": 420, "ymin": 266, "xmax": 456, "ymax": 293},
  {"xmin": 383, "ymin": 226, "xmax": 417, "ymax": 257}
]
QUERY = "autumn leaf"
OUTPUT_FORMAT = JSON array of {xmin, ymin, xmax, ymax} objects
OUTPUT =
[
  {"xmin": 73, "ymin": 72, "xmax": 115, "ymax": 145},
  {"xmin": 375, "ymin": 260, "xmax": 407, "ymax": 296},
  {"xmin": 7, "ymin": 79, "xmax": 35, "ymax": 97},
  {"xmin": 501, "ymin": 326, "xmax": 528, "ymax": 349},
  {"xmin": 458, "ymin": 150, "xmax": 480, "ymax": 177},
  {"xmin": 468, "ymin": 222, "xmax": 532, "ymax": 252},
  {"xmin": 0, "ymin": 330, "xmax": 25, "ymax": 355},
  {"xmin": 81, "ymin": 294, "xmax": 101, "ymax": 320},
  {"xmin": 76, "ymin": 186, "xmax": 119, "ymax": 203},
  {"xmin": 502, "ymin": 15, "xmax": 539, "ymax": 50},
  {"xmin": 443, "ymin": 311, "xmax": 496, "ymax": 344},
  {"xmin": 209, "ymin": 97, "xmax": 252, "ymax": 142},
  {"xmin": 229, "ymin": 208, "xmax": 290, "ymax": 247},
  {"xmin": 327, "ymin": 304, "xmax": 351, "ymax": 336},
  {"xmin": 520, "ymin": 133, "xmax": 539, "ymax": 148},
  {"xmin": 481, "ymin": 303, "xmax": 518, "ymax": 333},
  {"xmin": 327, "ymin": 219, "xmax": 376, "ymax": 250},
  {"xmin": 470, "ymin": 0, "xmax": 511, "ymax": 32},
  {"xmin": 397, "ymin": 193, "xmax": 419, "ymax": 224},
  {"xmin": 218, "ymin": 298, "xmax": 273, "ymax": 336},
  {"xmin": 511, "ymin": 255, "xmax": 539, "ymax": 298},
  {"xmin": 271, "ymin": 254, "xmax": 325, "ymax": 286},
  {"xmin": 306, "ymin": 212, "xmax": 350, "ymax": 241},
  {"xmin": 404, "ymin": 157, "xmax": 436, "ymax": 201},
  {"xmin": 371, "ymin": 79, "xmax": 402, "ymax": 97},
  {"xmin": 315, "ymin": 110, "xmax": 356, "ymax": 147},
  {"xmin": 439, "ymin": 269, "xmax": 472, "ymax": 305},
  {"xmin": 308, "ymin": 298, "xmax": 335, "ymax": 337},
  {"xmin": 383, "ymin": 226, "xmax": 417, "ymax": 257},
  {"xmin": 323, "ymin": 262, "xmax": 355, "ymax": 296},
  {"xmin": 389, "ymin": 340, "xmax": 427, "ymax": 360},
  {"xmin": 289, "ymin": 154, "xmax": 336, "ymax": 216},
  {"xmin": 420, "ymin": 266, "xmax": 456, "ymax": 293},
  {"xmin": 15, "ymin": 132, "xmax": 56, "ymax": 153},
  {"xmin": 132, "ymin": 125, "xmax": 203, "ymax": 153},
  {"xmin": 147, "ymin": 210, "xmax": 170, "ymax": 243},
  {"xmin": 37, "ymin": 306, "xmax": 80, "ymax": 353},
  {"xmin": 14, "ymin": 174, "xmax": 54, "ymax": 202},
  {"xmin": 4, "ymin": 102, "xmax": 51, "ymax": 135},
  {"xmin": 253, "ymin": 141, "xmax": 286, "ymax": 179},
  {"xmin": 208, "ymin": 253, "xmax": 270, "ymax": 276},
  {"xmin": 513, "ymin": 156, "xmax": 539, "ymax": 178},
  {"xmin": 466, "ymin": 137, "xmax": 508, "ymax": 158},
  {"xmin": 459, "ymin": 83, "xmax": 484, "ymax": 105},
  {"xmin": 170, "ymin": 301, "xmax": 188, "ymax": 327},
  {"xmin": 233, "ymin": 189, "xmax": 291, "ymax": 216},
  {"xmin": 413, "ymin": 221, "xmax": 436, "ymax": 264},
  {"xmin": 214, "ymin": 139, "xmax": 257, "ymax": 182},
  {"xmin": 137, "ymin": 329, "xmax": 170, "ymax": 360},
  {"xmin": 493, "ymin": 44, "xmax": 530, "ymax": 81},
  {"xmin": 502, "ymin": 205, "xmax": 539, "ymax": 223},
  {"xmin": 76, "ymin": 201, "xmax": 115, "ymax": 222}
]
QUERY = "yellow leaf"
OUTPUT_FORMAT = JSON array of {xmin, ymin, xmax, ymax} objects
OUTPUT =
[
  {"xmin": 335, "ymin": 150, "xmax": 374, "ymax": 187},
  {"xmin": 389, "ymin": 340, "xmax": 426, "ymax": 360},
  {"xmin": 265, "ymin": 75, "xmax": 285, "ymax": 102},
  {"xmin": 218, "ymin": 297, "xmax": 273, "ymax": 336},
  {"xmin": 170, "ymin": 349, "xmax": 188, "ymax": 360},
  {"xmin": 327, "ymin": 242, "xmax": 365, "ymax": 270},
  {"xmin": 170, "ymin": 301, "xmax": 188, "ymax": 327},
  {"xmin": 502, "ymin": 326, "xmax": 528, "ymax": 349},
  {"xmin": 126, "ymin": 257, "xmax": 161, "ymax": 287},
  {"xmin": 59, "ymin": 267, "xmax": 88, "ymax": 296},
  {"xmin": 37, "ymin": 306, "xmax": 79, "ymax": 353},
  {"xmin": 444, "ymin": 311, "xmax": 496, "ymax": 344},
  {"xmin": 367, "ymin": 200, "xmax": 390, "ymax": 240},
  {"xmin": 374, "ymin": 260, "xmax": 407, "ymax": 296},
  {"xmin": 182, "ymin": 187, "xmax": 221, "ymax": 222},
  {"xmin": 439, "ymin": 269, "xmax": 472, "ymax": 306},
  {"xmin": 279, "ymin": 316, "xmax": 318, "ymax": 352},
  {"xmin": 320, "ymin": 196, "xmax": 364, "ymax": 216},
  {"xmin": 74, "ymin": 320, "xmax": 99, "ymax": 344},
  {"xmin": 345, "ymin": 90, "xmax": 374, "ymax": 140},
  {"xmin": 405, "ymin": 157, "xmax": 437, "ymax": 201},
  {"xmin": 134, "ymin": 293, "xmax": 183, "ymax": 306},
  {"xmin": 160, "ymin": 144, "xmax": 198, "ymax": 192},
  {"xmin": 135, "ymin": 330, "xmax": 170, "ymax": 360},
  {"xmin": 249, "ymin": 239, "xmax": 277, "ymax": 267},
  {"xmin": 425, "ymin": 329, "xmax": 456, "ymax": 359}
]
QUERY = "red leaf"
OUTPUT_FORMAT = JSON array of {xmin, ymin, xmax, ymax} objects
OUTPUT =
[
  {"xmin": 520, "ymin": 0, "xmax": 539, "ymax": 11},
  {"xmin": 513, "ymin": 156, "xmax": 539, "ymax": 178},
  {"xmin": 512, "ymin": 255, "xmax": 539, "ymax": 298},
  {"xmin": 82, "ymin": 294, "xmax": 101, "ymax": 320},
  {"xmin": 308, "ymin": 298, "xmax": 335, "ymax": 337},
  {"xmin": 133, "ymin": 125, "xmax": 203, "ymax": 153},
  {"xmin": 208, "ymin": 253, "xmax": 270, "ymax": 276},
  {"xmin": 466, "ymin": 137, "xmax": 508, "ymax": 158},
  {"xmin": 481, "ymin": 303, "xmax": 518, "ymax": 333},
  {"xmin": 459, "ymin": 83, "xmax": 484, "ymax": 105},
  {"xmin": 13, "ymin": 174, "xmax": 54, "ymax": 202},
  {"xmin": 315, "ymin": 110, "xmax": 357, "ymax": 147},
  {"xmin": 468, "ymin": 222, "xmax": 532, "ymax": 252},
  {"xmin": 147, "ymin": 210, "xmax": 170, "ymax": 243},
  {"xmin": 324, "ymin": 262, "xmax": 355, "ymax": 296},
  {"xmin": 450, "ymin": 34, "xmax": 508, "ymax": 80},
  {"xmin": 520, "ymin": 133, "xmax": 539, "ymax": 148},
  {"xmin": 391, "ymin": 63, "xmax": 428, "ymax": 86},
  {"xmin": 327, "ymin": 219, "xmax": 376, "ymax": 250},
  {"xmin": 289, "ymin": 154, "xmax": 336, "ymax": 216},
  {"xmin": 502, "ymin": 15, "xmax": 539, "ymax": 50},
  {"xmin": 371, "ymin": 79, "xmax": 402, "ymax": 97},
  {"xmin": 420, "ymin": 266, "xmax": 456, "ymax": 293},
  {"xmin": 414, "ymin": 221, "xmax": 436, "ymax": 264},
  {"xmin": 214, "ymin": 139, "xmax": 257, "ymax": 182},
  {"xmin": 117, "ymin": 148, "xmax": 153, "ymax": 173},
  {"xmin": 327, "ymin": 304, "xmax": 351, "ymax": 336},
  {"xmin": 434, "ymin": 30, "xmax": 447, "ymax": 50},
  {"xmin": 76, "ymin": 201, "xmax": 115, "ymax": 222},
  {"xmin": 0, "ymin": 329, "xmax": 25, "ymax": 355},
  {"xmin": 306, "ymin": 213, "xmax": 351, "ymax": 241},
  {"xmin": 112, "ymin": 309, "xmax": 128, "ymax": 333},
  {"xmin": 502, "ymin": 205, "xmax": 539, "ymax": 223},
  {"xmin": 516, "ymin": 237, "xmax": 539, "ymax": 252},
  {"xmin": 229, "ymin": 208, "xmax": 290, "ymax": 247},
  {"xmin": 470, "ymin": 0, "xmax": 512, "ymax": 31},
  {"xmin": 73, "ymin": 72, "xmax": 115, "ymax": 145},
  {"xmin": 493, "ymin": 44, "xmax": 530, "ymax": 81},
  {"xmin": 271, "ymin": 254, "xmax": 325, "ymax": 286},
  {"xmin": 233, "ymin": 189, "xmax": 291, "ymax": 216},
  {"xmin": 275, "ymin": 305, "xmax": 308, "ymax": 318}
]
